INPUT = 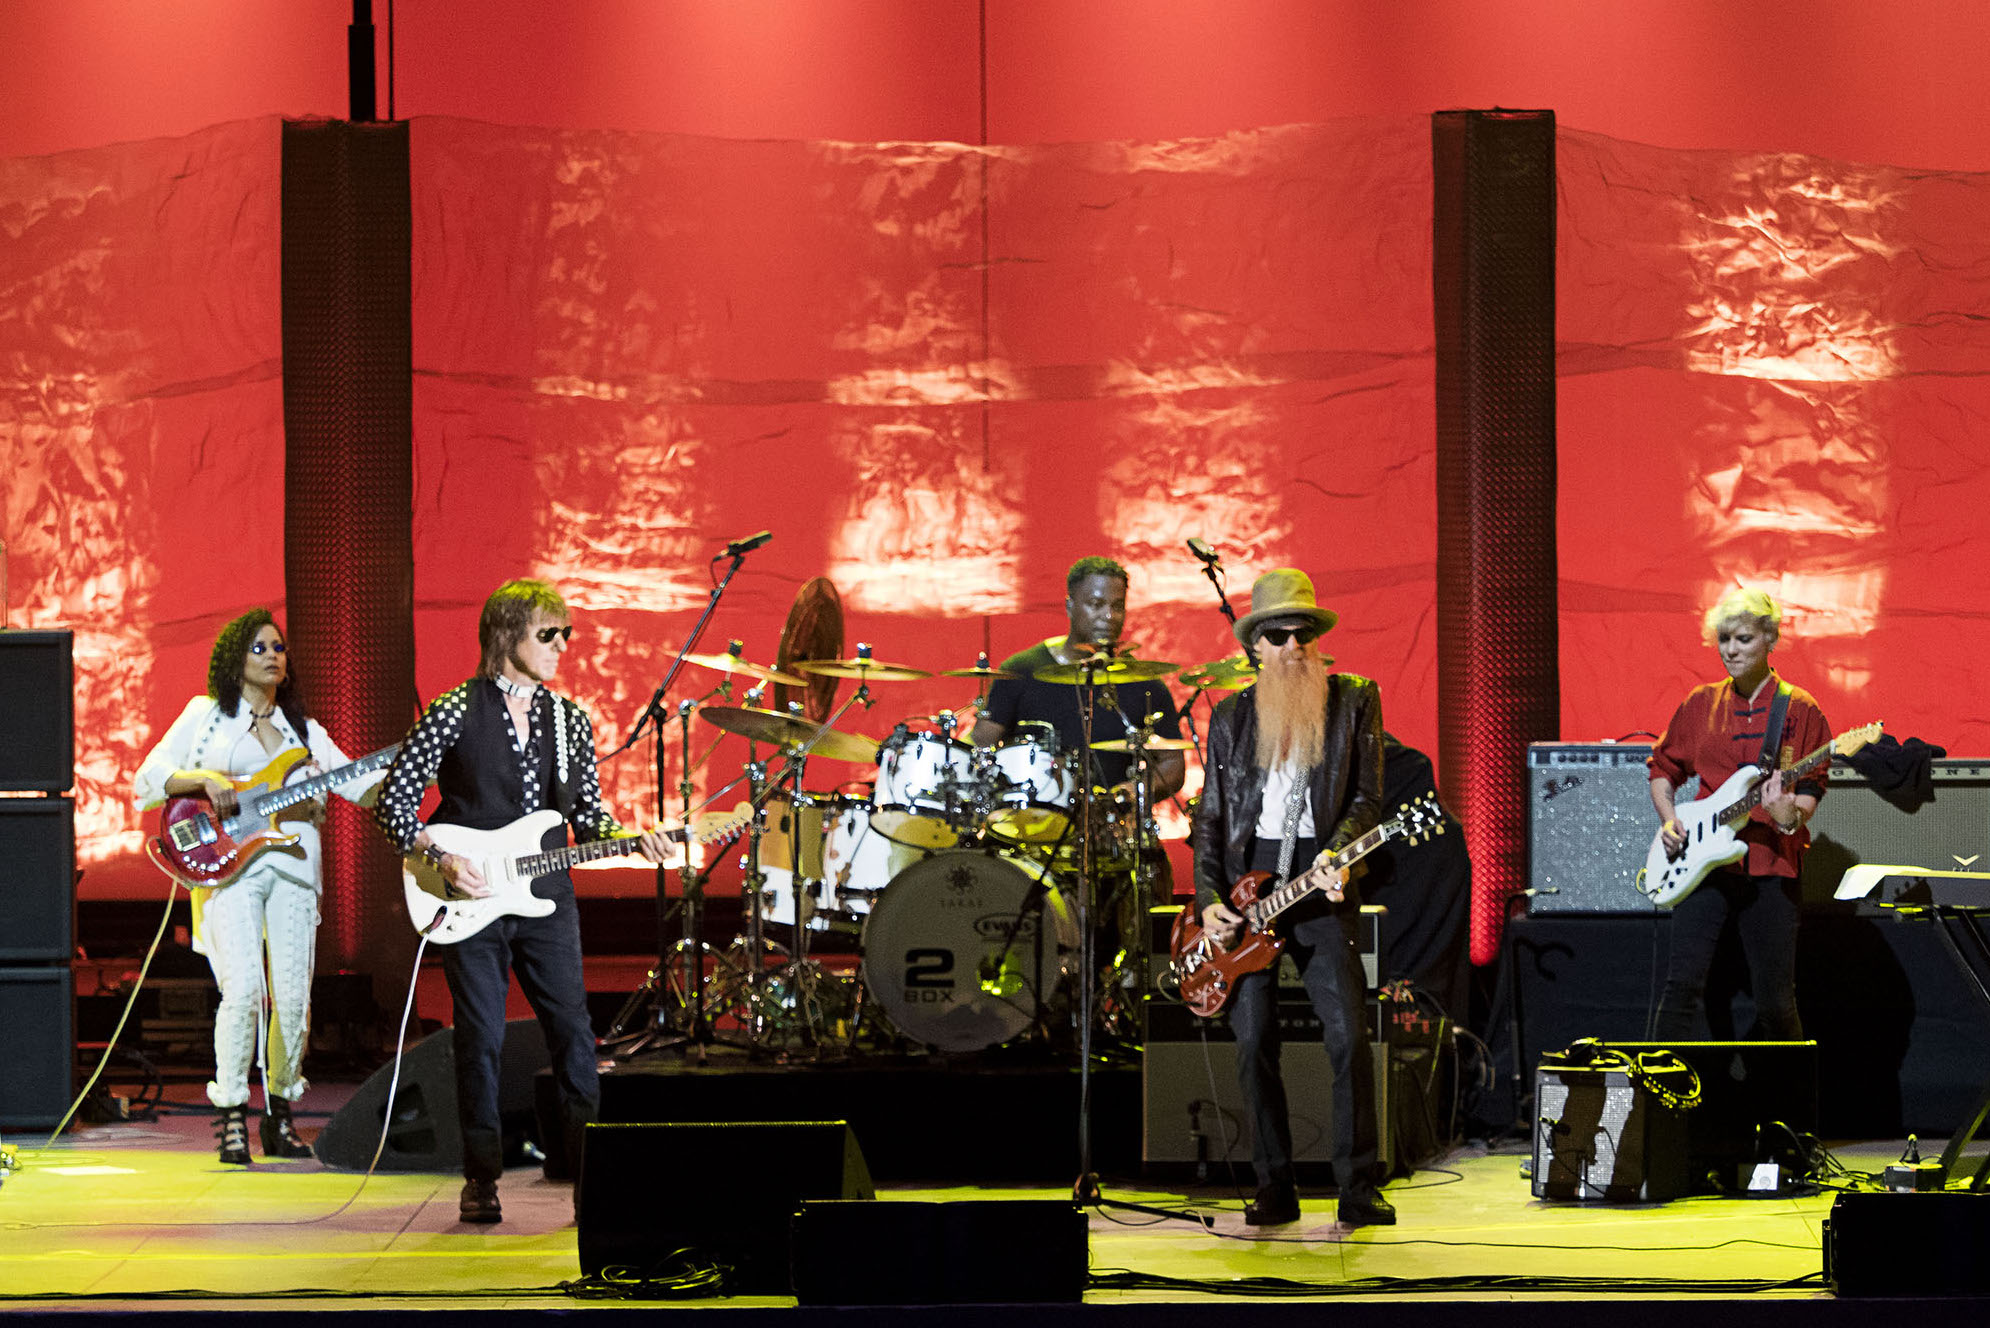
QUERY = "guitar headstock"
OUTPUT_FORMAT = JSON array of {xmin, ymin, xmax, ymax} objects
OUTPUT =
[
  {"xmin": 1388, "ymin": 792, "xmax": 1446, "ymax": 845},
  {"xmin": 689, "ymin": 804, "xmax": 753, "ymax": 847},
  {"xmin": 1835, "ymin": 722, "xmax": 1883, "ymax": 760}
]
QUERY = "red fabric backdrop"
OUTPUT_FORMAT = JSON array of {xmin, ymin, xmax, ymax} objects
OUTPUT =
[
  {"xmin": 1556, "ymin": 127, "xmax": 1990, "ymax": 755},
  {"xmin": 406, "ymin": 115, "xmax": 1437, "ymax": 865},
  {"xmin": 2, "ymin": 118, "xmax": 284, "ymax": 890},
  {"xmin": 12, "ymin": 115, "xmax": 1990, "ymax": 906}
]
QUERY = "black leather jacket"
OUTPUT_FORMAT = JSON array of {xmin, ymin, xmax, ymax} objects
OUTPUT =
[{"xmin": 1190, "ymin": 672, "xmax": 1386, "ymax": 911}]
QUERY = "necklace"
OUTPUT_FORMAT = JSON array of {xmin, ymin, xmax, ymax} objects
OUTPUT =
[
  {"xmin": 494, "ymin": 674, "xmax": 539, "ymax": 700},
  {"xmin": 247, "ymin": 699, "xmax": 276, "ymax": 721}
]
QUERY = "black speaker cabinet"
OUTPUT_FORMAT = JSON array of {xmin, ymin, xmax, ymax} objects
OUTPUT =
[
  {"xmin": 0, "ymin": 631, "xmax": 74, "ymax": 792},
  {"xmin": 1802, "ymin": 759, "xmax": 1990, "ymax": 906},
  {"xmin": 1600, "ymin": 1040, "xmax": 1817, "ymax": 1192},
  {"xmin": 1532, "ymin": 1062, "xmax": 1693, "ymax": 1202},
  {"xmin": 1527, "ymin": 744, "xmax": 1684, "ymax": 913},
  {"xmin": 578, "ymin": 1121, "xmax": 874, "ymax": 1294},
  {"xmin": 1826, "ymin": 1191, "xmax": 1990, "ymax": 1296},
  {"xmin": 314, "ymin": 1018, "xmax": 549, "ymax": 1171},
  {"xmin": 1143, "ymin": 985, "xmax": 1392, "ymax": 1179},
  {"xmin": 0, "ymin": 795, "xmax": 74, "ymax": 961},
  {"xmin": 0, "ymin": 965, "xmax": 73, "ymax": 1127},
  {"xmin": 791, "ymin": 1200, "xmax": 1086, "ymax": 1304}
]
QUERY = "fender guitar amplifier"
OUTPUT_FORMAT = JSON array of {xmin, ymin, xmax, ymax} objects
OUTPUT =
[
  {"xmin": 1532, "ymin": 1054, "xmax": 1694, "ymax": 1202},
  {"xmin": 1527, "ymin": 744, "xmax": 1687, "ymax": 914}
]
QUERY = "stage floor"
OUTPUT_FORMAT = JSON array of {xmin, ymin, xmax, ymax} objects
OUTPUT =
[{"xmin": 0, "ymin": 1082, "xmax": 1881, "ymax": 1311}]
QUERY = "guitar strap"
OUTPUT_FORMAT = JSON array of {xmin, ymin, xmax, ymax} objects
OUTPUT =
[
  {"xmin": 1758, "ymin": 679, "xmax": 1793, "ymax": 771},
  {"xmin": 1274, "ymin": 764, "xmax": 1314, "ymax": 883}
]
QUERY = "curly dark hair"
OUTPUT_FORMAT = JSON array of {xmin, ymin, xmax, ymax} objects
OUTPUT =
[
  {"xmin": 208, "ymin": 608, "xmax": 308, "ymax": 735},
  {"xmin": 478, "ymin": 579, "xmax": 570, "ymax": 680},
  {"xmin": 1065, "ymin": 555, "xmax": 1128, "ymax": 593}
]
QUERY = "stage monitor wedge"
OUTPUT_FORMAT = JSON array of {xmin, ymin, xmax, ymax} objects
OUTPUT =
[{"xmin": 578, "ymin": 1121, "xmax": 873, "ymax": 1295}]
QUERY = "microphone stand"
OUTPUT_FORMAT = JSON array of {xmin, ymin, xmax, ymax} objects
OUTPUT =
[
  {"xmin": 1069, "ymin": 655, "xmax": 1207, "ymax": 1229},
  {"xmin": 609, "ymin": 547, "xmax": 756, "ymax": 1059}
]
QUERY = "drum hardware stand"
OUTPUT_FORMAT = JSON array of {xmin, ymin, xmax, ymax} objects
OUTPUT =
[
  {"xmin": 606, "ymin": 540, "xmax": 761, "ymax": 1059},
  {"xmin": 730, "ymin": 686, "xmax": 878, "ymax": 1054}
]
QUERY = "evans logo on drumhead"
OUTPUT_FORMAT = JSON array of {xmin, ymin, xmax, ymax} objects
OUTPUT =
[{"xmin": 974, "ymin": 912, "xmax": 1041, "ymax": 940}]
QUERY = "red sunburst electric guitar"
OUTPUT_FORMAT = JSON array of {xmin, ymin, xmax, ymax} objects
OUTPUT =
[
  {"xmin": 151, "ymin": 743, "xmax": 402, "ymax": 888},
  {"xmin": 1168, "ymin": 794, "xmax": 1444, "ymax": 1018}
]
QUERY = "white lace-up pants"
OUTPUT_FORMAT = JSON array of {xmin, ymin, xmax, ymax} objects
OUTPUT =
[{"xmin": 195, "ymin": 858, "xmax": 320, "ymax": 1109}]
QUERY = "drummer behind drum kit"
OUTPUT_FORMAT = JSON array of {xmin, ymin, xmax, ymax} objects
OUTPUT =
[{"xmin": 666, "ymin": 643, "xmax": 1221, "ymax": 1057}]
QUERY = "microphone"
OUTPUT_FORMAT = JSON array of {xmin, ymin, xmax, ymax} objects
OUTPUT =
[
  {"xmin": 1187, "ymin": 537, "xmax": 1219, "ymax": 564},
  {"xmin": 721, "ymin": 530, "xmax": 773, "ymax": 558}
]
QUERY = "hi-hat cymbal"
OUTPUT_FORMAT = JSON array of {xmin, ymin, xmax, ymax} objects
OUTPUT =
[
  {"xmin": 699, "ymin": 706, "xmax": 879, "ymax": 763},
  {"xmin": 683, "ymin": 649, "xmax": 807, "ymax": 686},
  {"xmin": 1181, "ymin": 655, "xmax": 1258, "ymax": 691},
  {"xmin": 1088, "ymin": 736, "xmax": 1197, "ymax": 753},
  {"xmin": 1034, "ymin": 657, "xmax": 1180, "ymax": 685}
]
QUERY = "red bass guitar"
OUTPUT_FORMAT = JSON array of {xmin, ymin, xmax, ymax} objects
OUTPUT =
[
  {"xmin": 152, "ymin": 743, "xmax": 402, "ymax": 887},
  {"xmin": 1168, "ymin": 794, "xmax": 1443, "ymax": 1018}
]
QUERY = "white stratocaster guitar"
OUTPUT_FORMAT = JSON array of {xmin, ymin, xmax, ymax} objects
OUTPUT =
[
  {"xmin": 404, "ymin": 806, "xmax": 751, "ymax": 943},
  {"xmin": 1634, "ymin": 721, "xmax": 1882, "ymax": 908}
]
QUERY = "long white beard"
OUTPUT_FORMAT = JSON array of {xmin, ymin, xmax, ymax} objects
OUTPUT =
[{"xmin": 1253, "ymin": 652, "xmax": 1330, "ymax": 771}]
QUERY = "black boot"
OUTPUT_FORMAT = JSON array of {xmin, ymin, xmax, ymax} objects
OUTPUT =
[
  {"xmin": 215, "ymin": 1106, "xmax": 250, "ymax": 1165},
  {"xmin": 259, "ymin": 1097, "xmax": 314, "ymax": 1159}
]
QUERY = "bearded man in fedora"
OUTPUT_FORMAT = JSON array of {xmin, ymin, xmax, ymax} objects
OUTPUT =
[{"xmin": 1192, "ymin": 567, "xmax": 1395, "ymax": 1229}]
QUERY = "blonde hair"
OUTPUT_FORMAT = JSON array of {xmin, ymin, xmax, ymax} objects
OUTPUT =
[{"xmin": 1701, "ymin": 586, "xmax": 1782, "ymax": 647}]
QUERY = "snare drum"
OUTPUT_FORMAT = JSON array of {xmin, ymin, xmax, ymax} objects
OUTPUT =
[
  {"xmin": 872, "ymin": 729, "xmax": 980, "ymax": 849},
  {"xmin": 984, "ymin": 721, "xmax": 1074, "ymax": 845},
  {"xmin": 861, "ymin": 849, "xmax": 1076, "ymax": 1052}
]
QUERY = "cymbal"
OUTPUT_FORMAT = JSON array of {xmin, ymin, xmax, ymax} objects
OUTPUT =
[
  {"xmin": 683, "ymin": 649, "xmax": 807, "ymax": 686},
  {"xmin": 793, "ymin": 656, "xmax": 932, "ymax": 681},
  {"xmin": 938, "ymin": 651, "xmax": 1014, "ymax": 680},
  {"xmin": 1089, "ymin": 736, "xmax": 1196, "ymax": 753},
  {"xmin": 1181, "ymin": 654, "xmax": 1258, "ymax": 691},
  {"xmin": 1034, "ymin": 657, "xmax": 1180, "ymax": 685},
  {"xmin": 699, "ymin": 706, "xmax": 879, "ymax": 763}
]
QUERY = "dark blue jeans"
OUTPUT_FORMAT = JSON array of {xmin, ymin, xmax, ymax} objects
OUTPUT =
[
  {"xmin": 1655, "ymin": 867, "xmax": 1803, "ymax": 1040},
  {"xmin": 1227, "ymin": 837, "xmax": 1380, "ymax": 1193},
  {"xmin": 441, "ymin": 888, "xmax": 599, "ymax": 1182}
]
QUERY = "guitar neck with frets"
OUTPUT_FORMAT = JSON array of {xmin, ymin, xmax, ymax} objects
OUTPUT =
[
  {"xmin": 1241, "ymin": 816, "xmax": 1402, "ymax": 929},
  {"xmin": 1710, "ymin": 734, "xmax": 1839, "ymax": 826},
  {"xmin": 248, "ymin": 744, "xmax": 402, "ymax": 818}
]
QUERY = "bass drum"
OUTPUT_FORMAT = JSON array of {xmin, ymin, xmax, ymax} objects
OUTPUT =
[{"xmin": 861, "ymin": 850, "xmax": 1076, "ymax": 1052}]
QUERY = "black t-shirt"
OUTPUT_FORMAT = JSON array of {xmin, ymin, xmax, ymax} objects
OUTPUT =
[{"xmin": 982, "ymin": 641, "xmax": 1182, "ymax": 787}]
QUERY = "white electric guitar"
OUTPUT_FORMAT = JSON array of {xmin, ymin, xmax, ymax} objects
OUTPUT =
[
  {"xmin": 1634, "ymin": 721, "xmax": 1881, "ymax": 908},
  {"xmin": 404, "ymin": 806, "xmax": 751, "ymax": 943}
]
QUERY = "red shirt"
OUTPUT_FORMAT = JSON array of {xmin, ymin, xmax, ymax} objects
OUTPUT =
[{"xmin": 1647, "ymin": 672, "xmax": 1831, "ymax": 879}]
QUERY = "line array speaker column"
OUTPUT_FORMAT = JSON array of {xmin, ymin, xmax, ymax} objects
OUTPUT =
[
  {"xmin": 280, "ymin": 119, "xmax": 417, "ymax": 1011},
  {"xmin": 1432, "ymin": 109, "xmax": 1561, "ymax": 964}
]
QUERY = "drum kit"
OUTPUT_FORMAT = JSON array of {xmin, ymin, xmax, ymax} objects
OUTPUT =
[{"xmin": 614, "ymin": 641, "xmax": 1244, "ymax": 1060}]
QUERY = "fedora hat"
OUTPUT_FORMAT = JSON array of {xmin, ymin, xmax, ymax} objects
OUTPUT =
[{"xmin": 1234, "ymin": 568, "xmax": 1339, "ymax": 646}]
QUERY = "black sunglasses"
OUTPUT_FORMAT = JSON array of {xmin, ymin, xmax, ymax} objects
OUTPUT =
[
  {"xmin": 535, "ymin": 625, "xmax": 574, "ymax": 644},
  {"xmin": 1257, "ymin": 625, "xmax": 1320, "ymax": 648}
]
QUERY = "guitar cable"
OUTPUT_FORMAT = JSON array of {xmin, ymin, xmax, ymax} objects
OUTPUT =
[{"xmin": 3, "ymin": 862, "xmax": 440, "ymax": 1232}]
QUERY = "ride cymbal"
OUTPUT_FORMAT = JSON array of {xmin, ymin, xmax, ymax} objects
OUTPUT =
[
  {"xmin": 793, "ymin": 656, "xmax": 932, "ymax": 681},
  {"xmin": 1033, "ymin": 657, "xmax": 1180, "ymax": 685},
  {"xmin": 698, "ymin": 706, "xmax": 879, "ymax": 763},
  {"xmin": 938, "ymin": 653, "xmax": 1015, "ymax": 679},
  {"xmin": 1088, "ymin": 736, "xmax": 1196, "ymax": 753},
  {"xmin": 1181, "ymin": 655, "xmax": 1258, "ymax": 691},
  {"xmin": 683, "ymin": 648, "xmax": 807, "ymax": 686}
]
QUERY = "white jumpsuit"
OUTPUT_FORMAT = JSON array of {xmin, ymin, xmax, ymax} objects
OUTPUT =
[{"xmin": 134, "ymin": 697, "xmax": 384, "ymax": 1108}]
